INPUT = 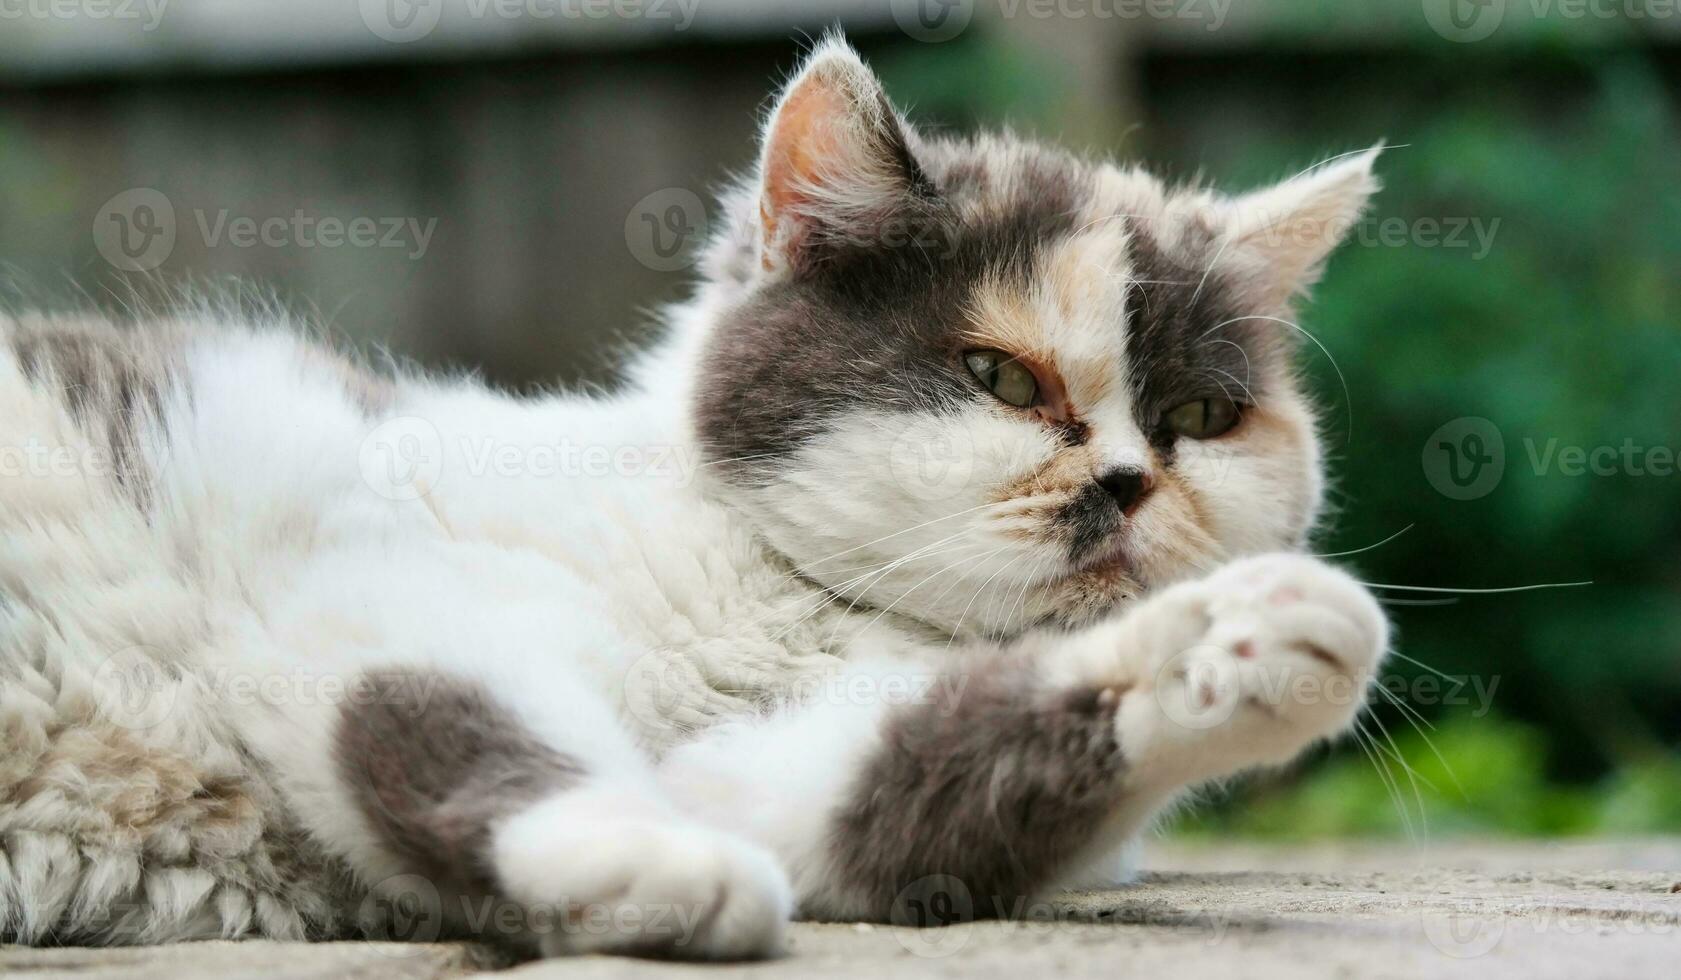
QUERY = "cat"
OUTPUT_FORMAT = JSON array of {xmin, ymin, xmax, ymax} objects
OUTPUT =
[{"xmin": 0, "ymin": 36, "xmax": 1387, "ymax": 960}]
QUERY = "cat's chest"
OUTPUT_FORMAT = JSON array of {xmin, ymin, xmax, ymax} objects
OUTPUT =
[{"xmin": 431, "ymin": 471, "xmax": 930, "ymax": 740}]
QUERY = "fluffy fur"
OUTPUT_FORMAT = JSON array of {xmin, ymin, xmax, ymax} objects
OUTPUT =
[{"xmin": 0, "ymin": 37, "xmax": 1387, "ymax": 958}]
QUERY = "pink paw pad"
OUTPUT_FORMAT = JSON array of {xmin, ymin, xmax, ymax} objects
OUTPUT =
[{"xmin": 1268, "ymin": 586, "xmax": 1305, "ymax": 606}]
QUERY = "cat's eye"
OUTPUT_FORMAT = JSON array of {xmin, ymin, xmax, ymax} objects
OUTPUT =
[
  {"xmin": 1165, "ymin": 397, "xmax": 1241, "ymax": 439},
  {"xmin": 964, "ymin": 350, "xmax": 1039, "ymax": 408}
]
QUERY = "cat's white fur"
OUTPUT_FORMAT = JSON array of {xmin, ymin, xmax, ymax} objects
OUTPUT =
[{"xmin": 0, "ymin": 37, "xmax": 1386, "ymax": 957}]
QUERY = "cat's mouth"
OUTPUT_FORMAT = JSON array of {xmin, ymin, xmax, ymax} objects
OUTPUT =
[{"xmin": 1060, "ymin": 529, "xmax": 1136, "ymax": 583}]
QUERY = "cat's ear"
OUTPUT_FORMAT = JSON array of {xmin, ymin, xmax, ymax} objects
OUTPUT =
[
  {"xmin": 756, "ymin": 36, "xmax": 930, "ymax": 273},
  {"xmin": 1224, "ymin": 147, "xmax": 1382, "ymax": 306}
]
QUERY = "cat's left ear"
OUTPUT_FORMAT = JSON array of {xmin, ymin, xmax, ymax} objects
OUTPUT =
[
  {"xmin": 1224, "ymin": 146, "xmax": 1383, "ymax": 306},
  {"xmin": 756, "ymin": 36, "xmax": 932, "ymax": 273}
]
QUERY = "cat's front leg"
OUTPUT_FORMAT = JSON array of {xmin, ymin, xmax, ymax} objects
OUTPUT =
[
  {"xmin": 1063, "ymin": 552, "xmax": 1389, "ymax": 796},
  {"xmin": 660, "ymin": 553, "xmax": 1386, "ymax": 922}
]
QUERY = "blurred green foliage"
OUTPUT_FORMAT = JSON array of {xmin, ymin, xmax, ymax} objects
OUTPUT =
[
  {"xmin": 874, "ymin": 22, "xmax": 1681, "ymax": 836},
  {"xmin": 1178, "ymin": 718, "xmax": 1681, "ymax": 838}
]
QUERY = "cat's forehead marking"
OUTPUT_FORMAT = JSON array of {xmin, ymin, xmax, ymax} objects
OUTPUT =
[{"xmin": 960, "ymin": 224, "xmax": 1131, "ymax": 412}]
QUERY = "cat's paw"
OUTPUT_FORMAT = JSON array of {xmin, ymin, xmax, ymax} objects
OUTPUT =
[
  {"xmin": 493, "ymin": 791, "xmax": 792, "ymax": 960},
  {"xmin": 1112, "ymin": 553, "xmax": 1388, "ymax": 782}
]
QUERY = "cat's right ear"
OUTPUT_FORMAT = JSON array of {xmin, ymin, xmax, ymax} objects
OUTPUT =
[{"xmin": 755, "ymin": 37, "xmax": 931, "ymax": 274}]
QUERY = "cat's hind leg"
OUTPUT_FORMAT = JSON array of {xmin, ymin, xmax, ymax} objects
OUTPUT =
[{"xmin": 328, "ymin": 663, "xmax": 792, "ymax": 959}]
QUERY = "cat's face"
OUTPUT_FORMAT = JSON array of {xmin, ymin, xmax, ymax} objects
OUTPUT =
[{"xmin": 693, "ymin": 39, "xmax": 1377, "ymax": 638}]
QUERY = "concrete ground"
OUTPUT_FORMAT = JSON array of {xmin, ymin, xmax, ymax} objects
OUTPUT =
[{"xmin": 4, "ymin": 839, "xmax": 1677, "ymax": 979}]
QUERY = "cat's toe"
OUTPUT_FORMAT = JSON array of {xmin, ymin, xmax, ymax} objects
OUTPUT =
[
  {"xmin": 495, "ymin": 794, "xmax": 792, "ymax": 960},
  {"xmin": 1203, "ymin": 553, "xmax": 1388, "ymax": 685},
  {"xmin": 1119, "ymin": 553, "xmax": 1388, "ymax": 780}
]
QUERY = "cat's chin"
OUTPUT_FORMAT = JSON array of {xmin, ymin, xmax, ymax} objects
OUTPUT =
[
  {"xmin": 1071, "ymin": 534, "xmax": 1135, "ymax": 579},
  {"xmin": 1030, "ymin": 551, "xmax": 1149, "ymax": 631}
]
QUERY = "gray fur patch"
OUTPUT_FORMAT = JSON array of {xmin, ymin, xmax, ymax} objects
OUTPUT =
[
  {"xmin": 829, "ymin": 662, "xmax": 1127, "ymax": 922},
  {"xmin": 1121, "ymin": 221, "xmax": 1284, "ymax": 455},
  {"xmin": 695, "ymin": 140, "xmax": 1085, "ymax": 473},
  {"xmin": 334, "ymin": 669, "xmax": 583, "ymax": 899},
  {"xmin": 5, "ymin": 315, "xmax": 182, "ymax": 504}
]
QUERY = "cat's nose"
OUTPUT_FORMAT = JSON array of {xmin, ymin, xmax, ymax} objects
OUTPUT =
[{"xmin": 1095, "ymin": 466, "xmax": 1154, "ymax": 514}]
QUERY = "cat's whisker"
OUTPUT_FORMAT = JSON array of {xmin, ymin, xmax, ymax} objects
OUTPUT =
[
  {"xmin": 1202, "ymin": 338, "xmax": 1253, "ymax": 391},
  {"xmin": 1364, "ymin": 706, "xmax": 1437, "ymax": 835},
  {"xmin": 808, "ymin": 529, "xmax": 990, "ymax": 641},
  {"xmin": 1189, "ymin": 233, "xmax": 1236, "ymax": 314},
  {"xmin": 1384, "ymin": 649, "xmax": 1463, "ymax": 686},
  {"xmin": 1207, "ymin": 313, "xmax": 1354, "ymax": 443},
  {"xmin": 774, "ymin": 529, "xmax": 982, "ymax": 640},
  {"xmin": 811, "ymin": 530, "xmax": 993, "ymax": 578},
  {"xmin": 1284, "ymin": 144, "xmax": 1406, "ymax": 183},
  {"xmin": 799, "ymin": 501, "xmax": 1000, "ymax": 571},
  {"xmin": 1377, "ymin": 597, "xmax": 1460, "ymax": 607},
  {"xmin": 943, "ymin": 547, "xmax": 1018, "ymax": 652},
  {"xmin": 997, "ymin": 551, "xmax": 1050, "ymax": 640},
  {"xmin": 1067, "ymin": 209, "xmax": 1153, "ymax": 239},
  {"xmin": 697, "ymin": 452, "xmax": 791, "ymax": 468},
  {"xmin": 1372, "ymin": 681, "xmax": 1469, "ymax": 801},
  {"xmin": 755, "ymin": 532, "xmax": 977, "ymax": 640},
  {"xmin": 1312, "ymin": 524, "xmax": 1414, "ymax": 559},
  {"xmin": 1360, "ymin": 580, "xmax": 1593, "ymax": 595},
  {"xmin": 1201, "ymin": 367, "xmax": 1258, "ymax": 410},
  {"xmin": 1352, "ymin": 718, "xmax": 1418, "ymax": 842},
  {"xmin": 853, "ymin": 540, "xmax": 998, "ymax": 640}
]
